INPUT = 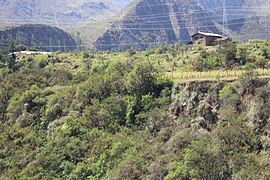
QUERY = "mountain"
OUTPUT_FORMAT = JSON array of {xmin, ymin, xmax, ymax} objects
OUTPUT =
[
  {"xmin": 0, "ymin": 24, "xmax": 77, "ymax": 51},
  {"xmin": 1, "ymin": 0, "xmax": 268, "ymax": 51},
  {"xmin": 196, "ymin": 0, "xmax": 270, "ymax": 41},
  {"xmin": 94, "ymin": 0, "xmax": 270, "ymax": 51},
  {"xmin": 0, "ymin": 0, "xmax": 132, "ymax": 27},
  {"xmin": 94, "ymin": 0, "xmax": 221, "ymax": 51}
]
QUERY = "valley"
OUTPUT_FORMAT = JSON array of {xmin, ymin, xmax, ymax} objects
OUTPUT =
[{"xmin": 0, "ymin": 1, "xmax": 270, "ymax": 179}]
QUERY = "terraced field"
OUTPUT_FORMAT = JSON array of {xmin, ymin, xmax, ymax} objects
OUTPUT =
[{"xmin": 167, "ymin": 69, "xmax": 270, "ymax": 82}]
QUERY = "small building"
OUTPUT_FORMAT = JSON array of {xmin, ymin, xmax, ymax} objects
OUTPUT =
[
  {"xmin": 9, "ymin": 51, "xmax": 53, "ymax": 58},
  {"xmin": 19, "ymin": 51, "xmax": 53, "ymax": 55},
  {"xmin": 191, "ymin": 31, "xmax": 231, "ymax": 46}
]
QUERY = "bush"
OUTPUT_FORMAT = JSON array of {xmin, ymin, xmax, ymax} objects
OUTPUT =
[
  {"xmin": 218, "ymin": 42, "xmax": 237, "ymax": 68},
  {"xmin": 165, "ymin": 141, "xmax": 230, "ymax": 180},
  {"xmin": 254, "ymin": 56, "xmax": 268, "ymax": 68}
]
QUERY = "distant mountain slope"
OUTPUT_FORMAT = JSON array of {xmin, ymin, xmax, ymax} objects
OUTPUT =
[
  {"xmin": 2, "ymin": 0, "xmax": 268, "ymax": 52},
  {"xmin": 0, "ymin": 24, "xmax": 77, "ymax": 51},
  {"xmin": 93, "ymin": 0, "xmax": 270, "ymax": 51},
  {"xmin": 94, "ymin": 0, "xmax": 221, "ymax": 51},
  {"xmin": 0, "ymin": 0, "xmax": 132, "ymax": 27},
  {"xmin": 196, "ymin": 0, "xmax": 270, "ymax": 34}
]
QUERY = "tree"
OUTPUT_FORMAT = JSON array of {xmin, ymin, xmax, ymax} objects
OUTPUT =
[
  {"xmin": 0, "ymin": 83, "xmax": 14, "ymax": 122},
  {"xmin": 218, "ymin": 42, "xmax": 237, "ymax": 68},
  {"xmin": 237, "ymin": 47, "xmax": 249, "ymax": 65},
  {"xmin": 126, "ymin": 61, "xmax": 157, "ymax": 97},
  {"xmin": 165, "ymin": 141, "xmax": 230, "ymax": 180},
  {"xmin": 7, "ymin": 53, "xmax": 16, "ymax": 72},
  {"xmin": 219, "ymin": 84, "xmax": 240, "ymax": 108},
  {"xmin": 261, "ymin": 47, "xmax": 269, "ymax": 59},
  {"xmin": 239, "ymin": 64, "xmax": 259, "ymax": 95},
  {"xmin": 254, "ymin": 56, "xmax": 268, "ymax": 69}
]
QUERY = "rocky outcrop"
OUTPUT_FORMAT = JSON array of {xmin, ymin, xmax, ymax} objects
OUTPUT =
[
  {"xmin": 170, "ymin": 81, "xmax": 224, "ymax": 130},
  {"xmin": 169, "ymin": 79, "xmax": 270, "ymax": 136}
]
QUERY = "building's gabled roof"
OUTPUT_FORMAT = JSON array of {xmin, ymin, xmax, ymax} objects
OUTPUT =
[{"xmin": 191, "ymin": 31, "xmax": 223, "ymax": 38}]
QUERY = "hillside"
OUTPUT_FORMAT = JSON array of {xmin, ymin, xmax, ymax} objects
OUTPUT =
[
  {"xmin": 1, "ymin": 0, "xmax": 268, "ymax": 51},
  {"xmin": 0, "ymin": 24, "xmax": 77, "ymax": 51},
  {"xmin": 0, "ymin": 41, "xmax": 270, "ymax": 179},
  {"xmin": 94, "ymin": 0, "xmax": 221, "ymax": 51},
  {"xmin": 93, "ymin": 0, "xmax": 270, "ymax": 51},
  {"xmin": 0, "ymin": 0, "xmax": 131, "ymax": 27}
]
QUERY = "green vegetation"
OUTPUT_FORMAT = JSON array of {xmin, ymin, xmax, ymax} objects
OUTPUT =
[
  {"xmin": 0, "ymin": 41, "xmax": 270, "ymax": 179},
  {"xmin": 0, "ymin": 24, "xmax": 77, "ymax": 52}
]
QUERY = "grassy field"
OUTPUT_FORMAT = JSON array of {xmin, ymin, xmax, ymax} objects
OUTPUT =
[{"xmin": 166, "ymin": 69, "xmax": 270, "ymax": 82}]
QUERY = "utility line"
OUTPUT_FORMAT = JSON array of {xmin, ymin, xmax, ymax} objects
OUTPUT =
[
  {"xmin": 19, "ymin": 32, "xmax": 269, "ymax": 49},
  {"xmin": 1, "ymin": 13, "xmax": 268, "ymax": 30},
  {"xmin": 0, "ymin": 5, "xmax": 268, "ymax": 23}
]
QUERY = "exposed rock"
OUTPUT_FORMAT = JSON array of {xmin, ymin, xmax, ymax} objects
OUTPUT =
[
  {"xmin": 169, "ymin": 81, "xmax": 224, "ymax": 130},
  {"xmin": 170, "ymin": 79, "xmax": 270, "ymax": 136}
]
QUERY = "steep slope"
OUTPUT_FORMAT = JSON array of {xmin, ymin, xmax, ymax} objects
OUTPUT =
[
  {"xmin": 94, "ymin": 0, "xmax": 221, "ymax": 51},
  {"xmin": 1, "ymin": 46, "xmax": 270, "ymax": 179},
  {"xmin": 196, "ymin": 0, "xmax": 252, "ymax": 22},
  {"xmin": 238, "ymin": 0, "xmax": 270, "ymax": 41},
  {"xmin": 182, "ymin": 0, "xmax": 270, "ymax": 21},
  {"xmin": 196, "ymin": 0, "xmax": 270, "ymax": 41},
  {"xmin": 0, "ymin": 0, "xmax": 132, "ymax": 27},
  {"xmin": 94, "ymin": 0, "xmax": 270, "ymax": 51},
  {"xmin": 0, "ymin": 24, "xmax": 77, "ymax": 51}
]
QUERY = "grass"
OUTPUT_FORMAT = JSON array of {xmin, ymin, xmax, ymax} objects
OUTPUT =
[
  {"xmin": 166, "ymin": 69, "xmax": 270, "ymax": 82},
  {"xmin": 17, "ymin": 40, "xmax": 270, "ymax": 84}
]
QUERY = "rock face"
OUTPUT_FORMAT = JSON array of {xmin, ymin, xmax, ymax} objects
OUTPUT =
[
  {"xmin": 0, "ymin": 24, "xmax": 77, "ymax": 51},
  {"xmin": 169, "ymin": 79, "xmax": 270, "ymax": 136},
  {"xmin": 170, "ymin": 81, "xmax": 224, "ymax": 130},
  {"xmin": 94, "ymin": 0, "xmax": 270, "ymax": 51}
]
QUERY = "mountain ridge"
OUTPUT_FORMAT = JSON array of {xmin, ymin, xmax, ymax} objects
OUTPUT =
[{"xmin": 0, "ymin": 0, "xmax": 132, "ymax": 27}]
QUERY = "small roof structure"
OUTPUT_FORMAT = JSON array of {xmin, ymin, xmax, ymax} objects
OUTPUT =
[
  {"xmin": 19, "ymin": 51, "xmax": 53, "ymax": 55},
  {"xmin": 9, "ymin": 51, "xmax": 53, "ymax": 56},
  {"xmin": 191, "ymin": 31, "xmax": 223, "ymax": 38}
]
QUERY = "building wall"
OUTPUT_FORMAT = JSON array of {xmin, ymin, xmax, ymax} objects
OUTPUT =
[
  {"xmin": 192, "ymin": 34, "xmax": 222, "ymax": 46},
  {"xmin": 192, "ymin": 34, "xmax": 206, "ymax": 46},
  {"xmin": 205, "ymin": 36, "xmax": 220, "ymax": 46}
]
